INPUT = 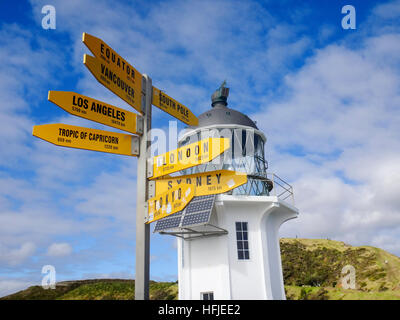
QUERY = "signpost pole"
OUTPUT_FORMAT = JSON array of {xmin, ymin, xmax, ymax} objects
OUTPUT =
[{"xmin": 135, "ymin": 74, "xmax": 152, "ymax": 300}]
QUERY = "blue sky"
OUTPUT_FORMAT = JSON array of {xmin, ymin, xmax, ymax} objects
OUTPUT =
[{"xmin": 1, "ymin": 0, "xmax": 400, "ymax": 296}]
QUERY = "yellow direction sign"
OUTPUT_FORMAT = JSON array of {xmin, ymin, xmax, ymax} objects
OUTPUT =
[
  {"xmin": 152, "ymin": 86, "xmax": 198, "ymax": 126},
  {"xmin": 83, "ymin": 32, "xmax": 143, "ymax": 113},
  {"xmin": 32, "ymin": 123, "xmax": 139, "ymax": 156},
  {"xmin": 147, "ymin": 183, "xmax": 194, "ymax": 223},
  {"xmin": 154, "ymin": 170, "xmax": 247, "ymax": 197},
  {"xmin": 48, "ymin": 91, "xmax": 143, "ymax": 135},
  {"xmin": 149, "ymin": 137, "xmax": 230, "ymax": 179},
  {"xmin": 83, "ymin": 54, "xmax": 143, "ymax": 114}
]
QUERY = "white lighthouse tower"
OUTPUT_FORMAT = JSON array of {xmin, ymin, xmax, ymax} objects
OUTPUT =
[{"xmin": 153, "ymin": 83, "xmax": 299, "ymax": 300}]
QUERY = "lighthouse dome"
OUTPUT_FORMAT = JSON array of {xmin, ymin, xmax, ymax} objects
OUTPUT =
[
  {"xmin": 187, "ymin": 80, "xmax": 258, "ymax": 130},
  {"xmin": 196, "ymin": 104, "xmax": 258, "ymax": 130}
]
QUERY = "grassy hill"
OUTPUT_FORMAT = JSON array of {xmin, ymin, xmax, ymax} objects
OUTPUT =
[
  {"xmin": 2, "ymin": 238, "xmax": 400, "ymax": 300},
  {"xmin": 281, "ymin": 238, "xmax": 400, "ymax": 300},
  {"xmin": 0, "ymin": 279, "xmax": 178, "ymax": 300}
]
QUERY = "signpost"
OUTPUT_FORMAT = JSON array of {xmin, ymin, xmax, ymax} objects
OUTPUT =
[
  {"xmin": 152, "ymin": 86, "xmax": 198, "ymax": 126},
  {"xmin": 147, "ymin": 183, "xmax": 194, "ymax": 224},
  {"xmin": 83, "ymin": 32, "xmax": 143, "ymax": 114},
  {"xmin": 48, "ymin": 91, "xmax": 143, "ymax": 135},
  {"xmin": 32, "ymin": 32, "xmax": 237, "ymax": 301},
  {"xmin": 148, "ymin": 137, "xmax": 230, "ymax": 179},
  {"xmin": 135, "ymin": 74, "xmax": 152, "ymax": 300},
  {"xmin": 32, "ymin": 123, "xmax": 139, "ymax": 156},
  {"xmin": 153, "ymin": 170, "xmax": 247, "ymax": 197}
]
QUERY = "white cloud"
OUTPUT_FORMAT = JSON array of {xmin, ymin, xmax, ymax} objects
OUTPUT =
[
  {"xmin": 71, "ymin": 161, "xmax": 138, "ymax": 233},
  {"xmin": 0, "ymin": 279, "xmax": 34, "ymax": 298},
  {"xmin": 255, "ymin": 22, "xmax": 400, "ymax": 255},
  {"xmin": 373, "ymin": 0, "xmax": 400, "ymax": 19},
  {"xmin": 46, "ymin": 243, "xmax": 73, "ymax": 257},
  {"xmin": 0, "ymin": 242, "xmax": 36, "ymax": 266},
  {"xmin": 0, "ymin": 24, "xmax": 66, "ymax": 167}
]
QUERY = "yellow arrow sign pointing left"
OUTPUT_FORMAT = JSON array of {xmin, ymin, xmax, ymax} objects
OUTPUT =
[
  {"xmin": 83, "ymin": 54, "xmax": 143, "ymax": 114},
  {"xmin": 32, "ymin": 123, "xmax": 139, "ymax": 156},
  {"xmin": 48, "ymin": 91, "xmax": 143, "ymax": 135},
  {"xmin": 82, "ymin": 32, "xmax": 143, "ymax": 113},
  {"xmin": 147, "ymin": 183, "xmax": 194, "ymax": 224}
]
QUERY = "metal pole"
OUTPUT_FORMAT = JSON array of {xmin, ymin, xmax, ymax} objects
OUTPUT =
[{"xmin": 135, "ymin": 74, "xmax": 152, "ymax": 300}]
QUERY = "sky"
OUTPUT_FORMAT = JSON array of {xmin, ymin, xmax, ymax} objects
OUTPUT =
[{"xmin": 0, "ymin": 0, "xmax": 400, "ymax": 297}]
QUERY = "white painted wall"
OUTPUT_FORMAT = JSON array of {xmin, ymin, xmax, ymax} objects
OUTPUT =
[{"xmin": 178, "ymin": 195, "xmax": 298, "ymax": 300}]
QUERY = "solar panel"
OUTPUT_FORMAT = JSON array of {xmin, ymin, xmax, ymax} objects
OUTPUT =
[
  {"xmin": 154, "ymin": 215, "xmax": 182, "ymax": 232},
  {"xmin": 181, "ymin": 195, "xmax": 215, "ymax": 227},
  {"xmin": 153, "ymin": 194, "xmax": 216, "ymax": 232},
  {"xmin": 165, "ymin": 211, "xmax": 184, "ymax": 218},
  {"xmin": 181, "ymin": 211, "xmax": 210, "ymax": 226},
  {"xmin": 186, "ymin": 200, "xmax": 213, "ymax": 213}
]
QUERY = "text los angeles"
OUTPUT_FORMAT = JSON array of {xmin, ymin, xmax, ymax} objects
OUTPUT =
[{"xmin": 72, "ymin": 94, "xmax": 126, "ymax": 121}]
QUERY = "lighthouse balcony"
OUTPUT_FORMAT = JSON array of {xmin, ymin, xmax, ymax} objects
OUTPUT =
[{"xmin": 236, "ymin": 171, "xmax": 295, "ymax": 206}]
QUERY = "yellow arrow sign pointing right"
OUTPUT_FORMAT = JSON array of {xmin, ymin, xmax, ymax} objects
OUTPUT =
[
  {"xmin": 149, "ymin": 137, "xmax": 230, "ymax": 179},
  {"xmin": 154, "ymin": 170, "xmax": 247, "ymax": 197},
  {"xmin": 152, "ymin": 86, "xmax": 198, "ymax": 126}
]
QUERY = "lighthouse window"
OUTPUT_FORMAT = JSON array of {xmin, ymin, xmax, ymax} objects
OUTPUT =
[
  {"xmin": 235, "ymin": 222, "xmax": 250, "ymax": 260},
  {"xmin": 201, "ymin": 292, "xmax": 214, "ymax": 300}
]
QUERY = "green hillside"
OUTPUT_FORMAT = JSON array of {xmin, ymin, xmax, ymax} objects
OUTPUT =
[
  {"xmin": 281, "ymin": 238, "xmax": 400, "ymax": 300},
  {"xmin": 2, "ymin": 238, "xmax": 400, "ymax": 300},
  {"xmin": 0, "ymin": 279, "xmax": 178, "ymax": 300}
]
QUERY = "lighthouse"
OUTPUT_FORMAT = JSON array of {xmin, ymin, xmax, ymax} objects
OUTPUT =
[{"xmin": 153, "ymin": 83, "xmax": 299, "ymax": 300}]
